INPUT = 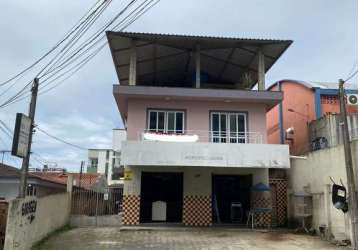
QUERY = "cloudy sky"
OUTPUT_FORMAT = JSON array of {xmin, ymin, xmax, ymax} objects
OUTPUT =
[{"xmin": 0, "ymin": 0, "xmax": 358, "ymax": 171}]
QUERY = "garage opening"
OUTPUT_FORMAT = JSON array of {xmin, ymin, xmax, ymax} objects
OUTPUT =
[
  {"xmin": 140, "ymin": 172, "xmax": 183, "ymax": 223},
  {"xmin": 212, "ymin": 174, "xmax": 252, "ymax": 224}
]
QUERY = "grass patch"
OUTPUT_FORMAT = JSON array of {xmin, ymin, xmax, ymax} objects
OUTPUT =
[{"xmin": 31, "ymin": 224, "xmax": 74, "ymax": 250}]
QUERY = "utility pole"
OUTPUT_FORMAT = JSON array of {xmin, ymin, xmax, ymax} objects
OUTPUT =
[
  {"xmin": 18, "ymin": 78, "xmax": 39, "ymax": 198},
  {"xmin": 339, "ymin": 79, "xmax": 358, "ymax": 249},
  {"xmin": 79, "ymin": 160, "xmax": 84, "ymax": 188}
]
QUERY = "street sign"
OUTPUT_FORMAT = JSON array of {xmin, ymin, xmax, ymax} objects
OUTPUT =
[{"xmin": 11, "ymin": 113, "xmax": 31, "ymax": 158}]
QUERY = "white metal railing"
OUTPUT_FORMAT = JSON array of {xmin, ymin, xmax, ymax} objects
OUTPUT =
[{"xmin": 139, "ymin": 130, "xmax": 263, "ymax": 144}]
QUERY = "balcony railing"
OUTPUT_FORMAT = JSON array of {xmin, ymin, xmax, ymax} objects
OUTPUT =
[{"xmin": 139, "ymin": 130, "xmax": 263, "ymax": 144}]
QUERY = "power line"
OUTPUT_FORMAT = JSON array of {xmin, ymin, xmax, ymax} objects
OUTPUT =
[
  {"xmin": 35, "ymin": 126, "xmax": 87, "ymax": 150},
  {"xmin": 0, "ymin": 0, "xmax": 160, "ymax": 108},
  {"xmin": 0, "ymin": 0, "xmax": 105, "ymax": 87},
  {"xmin": 0, "ymin": 0, "xmax": 111, "ymax": 107}
]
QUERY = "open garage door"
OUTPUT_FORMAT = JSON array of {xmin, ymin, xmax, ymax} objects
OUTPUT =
[
  {"xmin": 212, "ymin": 175, "xmax": 252, "ymax": 224},
  {"xmin": 140, "ymin": 172, "xmax": 183, "ymax": 223}
]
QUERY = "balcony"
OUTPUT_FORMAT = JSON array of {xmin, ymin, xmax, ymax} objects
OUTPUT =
[
  {"xmin": 122, "ymin": 130, "xmax": 290, "ymax": 169},
  {"xmin": 138, "ymin": 130, "xmax": 263, "ymax": 144}
]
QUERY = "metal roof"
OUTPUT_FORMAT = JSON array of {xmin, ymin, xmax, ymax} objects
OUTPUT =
[
  {"xmin": 106, "ymin": 31, "xmax": 292, "ymax": 89},
  {"xmin": 268, "ymin": 79, "xmax": 358, "ymax": 90}
]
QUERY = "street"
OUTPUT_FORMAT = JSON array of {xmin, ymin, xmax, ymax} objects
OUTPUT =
[{"xmin": 37, "ymin": 227, "xmax": 346, "ymax": 250}]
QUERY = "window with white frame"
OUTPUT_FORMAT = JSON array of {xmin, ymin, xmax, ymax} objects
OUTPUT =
[
  {"xmin": 148, "ymin": 110, "xmax": 185, "ymax": 134},
  {"xmin": 210, "ymin": 112, "xmax": 247, "ymax": 143}
]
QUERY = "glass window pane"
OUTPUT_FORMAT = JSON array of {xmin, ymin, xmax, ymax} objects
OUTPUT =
[
  {"xmin": 238, "ymin": 115, "xmax": 246, "ymax": 143},
  {"xmin": 158, "ymin": 112, "xmax": 165, "ymax": 132},
  {"xmin": 167, "ymin": 112, "xmax": 175, "ymax": 133},
  {"xmin": 149, "ymin": 111, "xmax": 157, "ymax": 131},
  {"xmin": 238, "ymin": 115, "xmax": 245, "ymax": 133},
  {"xmin": 176, "ymin": 112, "xmax": 183, "ymax": 133},
  {"xmin": 220, "ymin": 114, "xmax": 227, "ymax": 143},
  {"xmin": 211, "ymin": 114, "xmax": 219, "ymax": 143},
  {"xmin": 229, "ymin": 115, "xmax": 237, "ymax": 143}
]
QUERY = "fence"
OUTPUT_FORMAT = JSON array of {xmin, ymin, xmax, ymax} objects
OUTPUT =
[{"xmin": 71, "ymin": 187, "xmax": 123, "ymax": 216}]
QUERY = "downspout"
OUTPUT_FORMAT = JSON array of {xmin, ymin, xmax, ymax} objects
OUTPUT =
[
  {"xmin": 314, "ymin": 87, "xmax": 322, "ymax": 119},
  {"xmin": 278, "ymin": 81, "xmax": 285, "ymax": 144}
]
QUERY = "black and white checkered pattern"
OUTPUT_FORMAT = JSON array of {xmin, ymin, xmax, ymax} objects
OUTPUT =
[
  {"xmin": 183, "ymin": 195, "xmax": 212, "ymax": 226},
  {"xmin": 270, "ymin": 179, "xmax": 288, "ymax": 226},
  {"xmin": 122, "ymin": 195, "xmax": 140, "ymax": 225}
]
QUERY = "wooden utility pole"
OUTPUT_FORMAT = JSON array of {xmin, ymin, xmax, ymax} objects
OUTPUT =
[
  {"xmin": 339, "ymin": 79, "xmax": 358, "ymax": 249},
  {"xmin": 18, "ymin": 78, "xmax": 39, "ymax": 198},
  {"xmin": 79, "ymin": 160, "xmax": 84, "ymax": 188}
]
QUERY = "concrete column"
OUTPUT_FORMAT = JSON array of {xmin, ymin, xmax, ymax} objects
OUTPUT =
[
  {"xmin": 67, "ymin": 174, "xmax": 73, "ymax": 193},
  {"xmin": 324, "ymin": 184, "xmax": 333, "ymax": 239},
  {"xmin": 195, "ymin": 44, "xmax": 201, "ymax": 88},
  {"xmin": 129, "ymin": 40, "xmax": 137, "ymax": 86},
  {"xmin": 257, "ymin": 49, "xmax": 265, "ymax": 91}
]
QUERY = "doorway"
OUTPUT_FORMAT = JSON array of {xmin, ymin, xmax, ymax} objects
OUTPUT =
[
  {"xmin": 212, "ymin": 174, "xmax": 252, "ymax": 224},
  {"xmin": 140, "ymin": 172, "xmax": 183, "ymax": 223}
]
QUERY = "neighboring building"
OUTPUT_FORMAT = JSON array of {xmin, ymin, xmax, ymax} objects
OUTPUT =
[
  {"xmin": 87, "ymin": 129, "xmax": 127, "ymax": 186},
  {"xmin": 31, "ymin": 171, "xmax": 101, "ymax": 190},
  {"xmin": 267, "ymin": 80, "xmax": 358, "ymax": 155},
  {"xmin": 107, "ymin": 31, "xmax": 291, "ymax": 226},
  {"xmin": 0, "ymin": 163, "xmax": 66, "ymax": 200},
  {"xmin": 289, "ymin": 139, "xmax": 358, "ymax": 243},
  {"xmin": 309, "ymin": 113, "xmax": 358, "ymax": 151}
]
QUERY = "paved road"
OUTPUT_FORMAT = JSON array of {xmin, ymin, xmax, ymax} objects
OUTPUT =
[{"xmin": 40, "ymin": 227, "xmax": 346, "ymax": 250}]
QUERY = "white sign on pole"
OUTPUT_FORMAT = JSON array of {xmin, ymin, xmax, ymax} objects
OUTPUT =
[{"xmin": 12, "ymin": 113, "xmax": 31, "ymax": 158}]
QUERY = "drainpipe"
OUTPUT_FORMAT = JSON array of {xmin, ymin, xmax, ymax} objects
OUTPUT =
[
  {"xmin": 278, "ymin": 81, "xmax": 285, "ymax": 144},
  {"xmin": 314, "ymin": 87, "xmax": 322, "ymax": 119}
]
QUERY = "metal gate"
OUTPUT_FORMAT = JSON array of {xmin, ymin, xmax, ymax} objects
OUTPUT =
[
  {"xmin": 71, "ymin": 187, "xmax": 123, "ymax": 216},
  {"xmin": 0, "ymin": 201, "xmax": 8, "ymax": 250}
]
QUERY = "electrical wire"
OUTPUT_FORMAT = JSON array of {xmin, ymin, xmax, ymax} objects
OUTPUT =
[
  {"xmin": 0, "ymin": 0, "xmax": 110, "ymax": 107},
  {"xmin": 36, "ymin": 126, "xmax": 87, "ymax": 150},
  {"xmin": 0, "ymin": 0, "xmax": 105, "ymax": 87},
  {"xmin": 0, "ymin": 0, "xmax": 160, "ymax": 108}
]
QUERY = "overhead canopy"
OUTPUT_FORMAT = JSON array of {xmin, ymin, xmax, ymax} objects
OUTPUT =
[{"xmin": 106, "ymin": 31, "xmax": 292, "ymax": 89}]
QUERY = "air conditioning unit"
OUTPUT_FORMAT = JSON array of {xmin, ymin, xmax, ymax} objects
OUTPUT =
[{"xmin": 347, "ymin": 94, "xmax": 358, "ymax": 105}]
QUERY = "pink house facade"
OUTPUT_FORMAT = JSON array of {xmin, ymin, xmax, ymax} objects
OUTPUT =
[{"xmin": 107, "ymin": 32, "xmax": 291, "ymax": 226}]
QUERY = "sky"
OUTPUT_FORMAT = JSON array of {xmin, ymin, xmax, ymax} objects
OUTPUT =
[{"xmin": 0, "ymin": 0, "xmax": 358, "ymax": 171}]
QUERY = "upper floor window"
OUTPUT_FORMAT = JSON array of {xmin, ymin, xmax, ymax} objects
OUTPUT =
[
  {"xmin": 210, "ymin": 111, "xmax": 247, "ymax": 143},
  {"xmin": 89, "ymin": 158, "xmax": 98, "ymax": 168},
  {"xmin": 148, "ymin": 110, "xmax": 184, "ymax": 134}
]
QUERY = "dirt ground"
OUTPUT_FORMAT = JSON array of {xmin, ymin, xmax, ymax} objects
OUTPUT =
[{"xmin": 38, "ymin": 227, "xmax": 347, "ymax": 250}]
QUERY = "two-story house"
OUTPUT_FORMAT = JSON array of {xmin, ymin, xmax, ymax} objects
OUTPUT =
[{"xmin": 107, "ymin": 32, "xmax": 291, "ymax": 226}]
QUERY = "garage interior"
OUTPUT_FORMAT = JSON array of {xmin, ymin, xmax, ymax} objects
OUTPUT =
[
  {"xmin": 140, "ymin": 172, "xmax": 183, "ymax": 223},
  {"xmin": 212, "ymin": 174, "xmax": 252, "ymax": 224}
]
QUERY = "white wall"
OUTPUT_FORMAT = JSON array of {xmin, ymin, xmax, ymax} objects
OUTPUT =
[
  {"xmin": 289, "ymin": 140, "xmax": 358, "ymax": 241},
  {"xmin": 113, "ymin": 129, "xmax": 127, "ymax": 152},
  {"xmin": 123, "ymin": 165, "xmax": 268, "ymax": 196},
  {"xmin": 4, "ymin": 193, "xmax": 70, "ymax": 250},
  {"xmin": 122, "ymin": 141, "xmax": 290, "ymax": 168}
]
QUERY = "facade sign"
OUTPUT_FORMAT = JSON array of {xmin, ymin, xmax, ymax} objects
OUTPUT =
[
  {"xmin": 124, "ymin": 170, "xmax": 133, "ymax": 180},
  {"xmin": 12, "ymin": 113, "xmax": 31, "ymax": 158}
]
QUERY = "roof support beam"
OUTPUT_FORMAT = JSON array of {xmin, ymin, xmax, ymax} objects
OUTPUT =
[
  {"xmin": 195, "ymin": 44, "xmax": 201, "ymax": 88},
  {"xmin": 118, "ymin": 51, "xmax": 187, "ymax": 68},
  {"xmin": 129, "ymin": 40, "xmax": 137, "ymax": 86},
  {"xmin": 257, "ymin": 49, "xmax": 265, "ymax": 91},
  {"xmin": 218, "ymin": 48, "xmax": 236, "ymax": 79},
  {"xmin": 200, "ymin": 53, "xmax": 257, "ymax": 72}
]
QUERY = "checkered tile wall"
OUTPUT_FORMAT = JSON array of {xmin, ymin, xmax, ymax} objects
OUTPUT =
[
  {"xmin": 183, "ymin": 195, "xmax": 212, "ymax": 226},
  {"xmin": 122, "ymin": 195, "xmax": 140, "ymax": 225},
  {"xmin": 270, "ymin": 179, "xmax": 288, "ymax": 226}
]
